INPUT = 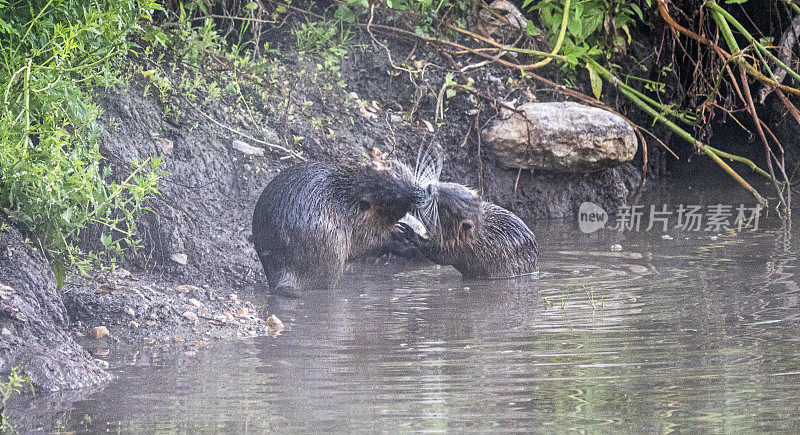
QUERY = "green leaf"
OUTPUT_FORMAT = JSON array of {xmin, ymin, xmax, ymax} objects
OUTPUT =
[
  {"xmin": 586, "ymin": 62, "xmax": 602, "ymax": 99},
  {"xmin": 540, "ymin": 7, "xmax": 554, "ymax": 28},
  {"xmin": 245, "ymin": 2, "xmax": 258, "ymax": 10},
  {"xmin": 387, "ymin": 0, "xmax": 408, "ymax": 10},
  {"xmin": 100, "ymin": 232, "xmax": 112, "ymax": 249},
  {"xmin": 334, "ymin": 4, "xmax": 355, "ymax": 23},
  {"xmin": 629, "ymin": 4, "xmax": 643, "ymax": 21},
  {"xmin": 446, "ymin": 88, "xmax": 456, "ymax": 98},
  {"xmin": 525, "ymin": 21, "xmax": 541, "ymax": 36},
  {"xmin": 724, "ymin": 0, "xmax": 748, "ymax": 3},
  {"xmin": 52, "ymin": 261, "xmax": 66, "ymax": 289},
  {"xmin": 582, "ymin": 6, "xmax": 603, "ymax": 37},
  {"xmin": 567, "ymin": 6, "xmax": 583, "ymax": 43}
]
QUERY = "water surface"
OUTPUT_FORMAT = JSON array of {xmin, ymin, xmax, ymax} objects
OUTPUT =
[{"xmin": 57, "ymin": 187, "xmax": 800, "ymax": 432}]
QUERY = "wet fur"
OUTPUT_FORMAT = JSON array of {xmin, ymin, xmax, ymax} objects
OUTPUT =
[
  {"xmin": 252, "ymin": 161, "xmax": 424, "ymax": 293},
  {"xmin": 419, "ymin": 182, "xmax": 540, "ymax": 279}
]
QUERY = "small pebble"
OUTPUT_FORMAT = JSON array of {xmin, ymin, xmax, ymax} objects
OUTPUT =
[
  {"xmin": 0, "ymin": 328, "xmax": 10, "ymax": 336},
  {"xmin": 188, "ymin": 298, "xmax": 203, "ymax": 308},
  {"xmin": 124, "ymin": 306, "xmax": 135, "ymax": 316},
  {"xmin": 170, "ymin": 253, "xmax": 188, "ymax": 265},
  {"xmin": 176, "ymin": 284, "xmax": 201, "ymax": 293},
  {"xmin": 610, "ymin": 244, "xmax": 623, "ymax": 251},
  {"xmin": 266, "ymin": 314, "xmax": 284, "ymax": 328},
  {"xmin": 182, "ymin": 311, "xmax": 199, "ymax": 323},
  {"xmin": 92, "ymin": 348, "xmax": 110, "ymax": 357},
  {"xmin": 129, "ymin": 321, "xmax": 139, "ymax": 329},
  {"xmin": 114, "ymin": 268, "xmax": 132, "ymax": 279},
  {"xmin": 90, "ymin": 326, "xmax": 110, "ymax": 339},
  {"xmin": 661, "ymin": 234, "xmax": 673, "ymax": 240},
  {"xmin": 94, "ymin": 359, "xmax": 110, "ymax": 369}
]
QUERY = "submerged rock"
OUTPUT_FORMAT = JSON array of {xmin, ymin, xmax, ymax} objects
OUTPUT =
[
  {"xmin": 482, "ymin": 102, "xmax": 637, "ymax": 172},
  {"xmin": 0, "ymin": 219, "xmax": 110, "ymax": 391},
  {"xmin": 265, "ymin": 314, "xmax": 284, "ymax": 328}
]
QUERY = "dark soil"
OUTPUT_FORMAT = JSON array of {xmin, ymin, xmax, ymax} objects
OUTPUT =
[{"xmin": 0, "ymin": 218, "xmax": 109, "ymax": 392}]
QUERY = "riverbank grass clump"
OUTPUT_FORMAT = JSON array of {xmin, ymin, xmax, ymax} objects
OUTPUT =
[{"xmin": 0, "ymin": 0, "xmax": 162, "ymax": 282}]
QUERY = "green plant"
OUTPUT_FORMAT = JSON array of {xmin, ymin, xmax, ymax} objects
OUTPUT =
[
  {"xmin": 384, "ymin": 0, "xmax": 471, "ymax": 36},
  {"xmin": 0, "ymin": 0, "xmax": 163, "ymax": 282},
  {"xmin": 523, "ymin": 0, "xmax": 651, "ymax": 80},
  {"xmin": 292, "ymin": 17, "xmax": 357, "ymax": 74},
  {"xmin": 527, "ymin": 0, "xmax": 649, "ymax": 48},
  {"xmin": 0, "ymin": 366, "xmax": 34, "ymax": 433}
]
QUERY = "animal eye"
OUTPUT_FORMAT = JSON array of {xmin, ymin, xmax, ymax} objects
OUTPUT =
[
  {"xmin": 461, "ymin": 219, "xmax": 474, "ymax": 231},
  {"xmin": 359, "ymin": 200, "xmax": 371, "ymax": 212}
]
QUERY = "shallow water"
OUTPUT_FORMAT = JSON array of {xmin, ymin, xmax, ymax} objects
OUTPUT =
[{"xmin": 51, "ymin": 185, "xmax": 800, "ymax": 432}]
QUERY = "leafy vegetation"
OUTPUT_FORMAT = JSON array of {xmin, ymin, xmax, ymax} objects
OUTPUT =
[
  {"xmin": 292, "ymin": 17, "xmax": 357, "ymax": 74},
  {"xmin": 527, "ymin": 0, "xmax": 649, "ymax": 53},
  {"xmin": 0, "ymin": 0, "xmax": 162, "ymax": 282},
  {"xmin": 0, "ymin": 366, "xmax": 33, "ymax": 432}
]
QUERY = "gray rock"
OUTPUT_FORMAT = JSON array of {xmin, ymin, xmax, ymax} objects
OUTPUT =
[
  {"xmin": 170, "ymin": 253, "xmax": 188, "ymax": 265},
  {"xmin": 482, "ymin": 102, "xmax": 637, "ymax": 172},
  {"xmin": 232, "ymin": 139, "xmax": 265, "ymax": 156}
]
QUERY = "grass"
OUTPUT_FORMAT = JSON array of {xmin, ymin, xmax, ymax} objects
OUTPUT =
[
  {"xmin": 0, "ymin": 0, "xmax": 163, "ymax": 283},
  {"xmin": 0, "ymin": 366, "xmax": 33, "ymax": 432}
]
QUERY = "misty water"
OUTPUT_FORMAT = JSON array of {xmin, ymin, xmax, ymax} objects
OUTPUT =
[{"xmin": 50, "ymin": 183, "xmax": 800, "ymax": 432}]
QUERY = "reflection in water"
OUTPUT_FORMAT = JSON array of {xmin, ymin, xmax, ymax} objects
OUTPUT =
[{"xmin": 27, "ymin": 214, "xmax": 800, "ymax": 432}]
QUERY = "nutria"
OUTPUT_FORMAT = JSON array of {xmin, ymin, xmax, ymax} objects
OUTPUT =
[
  {"xmin": 407, "ymin": 181, "xmax": 540, "ymax": 278},
  {"xmin": 388, "ymin": 145, "xmax": 538, "ymax": 277},
  {"xmin": 252, "ymin": 160, "xmax": 428, "ymax": 294}
]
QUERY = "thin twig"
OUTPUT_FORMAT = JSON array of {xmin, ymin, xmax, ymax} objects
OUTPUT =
[{"xmin": 180, "ymin": 95, "xmax": 305, "ymax": 160}]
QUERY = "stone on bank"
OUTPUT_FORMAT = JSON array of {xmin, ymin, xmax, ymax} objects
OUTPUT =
[{"xmin": 482, "ymin": 102, "xmax": 638, "ymax": 172}]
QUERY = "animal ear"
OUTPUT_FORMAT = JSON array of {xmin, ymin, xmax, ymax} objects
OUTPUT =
[{"xmin": 461, "ymin": 219, "xmax": 475, "ymax": 232}]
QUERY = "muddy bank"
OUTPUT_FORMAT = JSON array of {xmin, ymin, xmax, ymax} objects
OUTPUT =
[
  {"xmin": 63, "ymin": 270, "xmax": 278, "ymax": 347},
  {"xmin": 0, "ymin": 215, "xmax": 280, "ymax": 390},
  {"xmin": 0, "ymin": 218, "xmax": 109, "ymax": 392}
]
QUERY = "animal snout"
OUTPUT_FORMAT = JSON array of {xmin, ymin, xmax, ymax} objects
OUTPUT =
[{"xmin": 412, "ymin": 186, "xmax": 434, "ymax": 207}]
